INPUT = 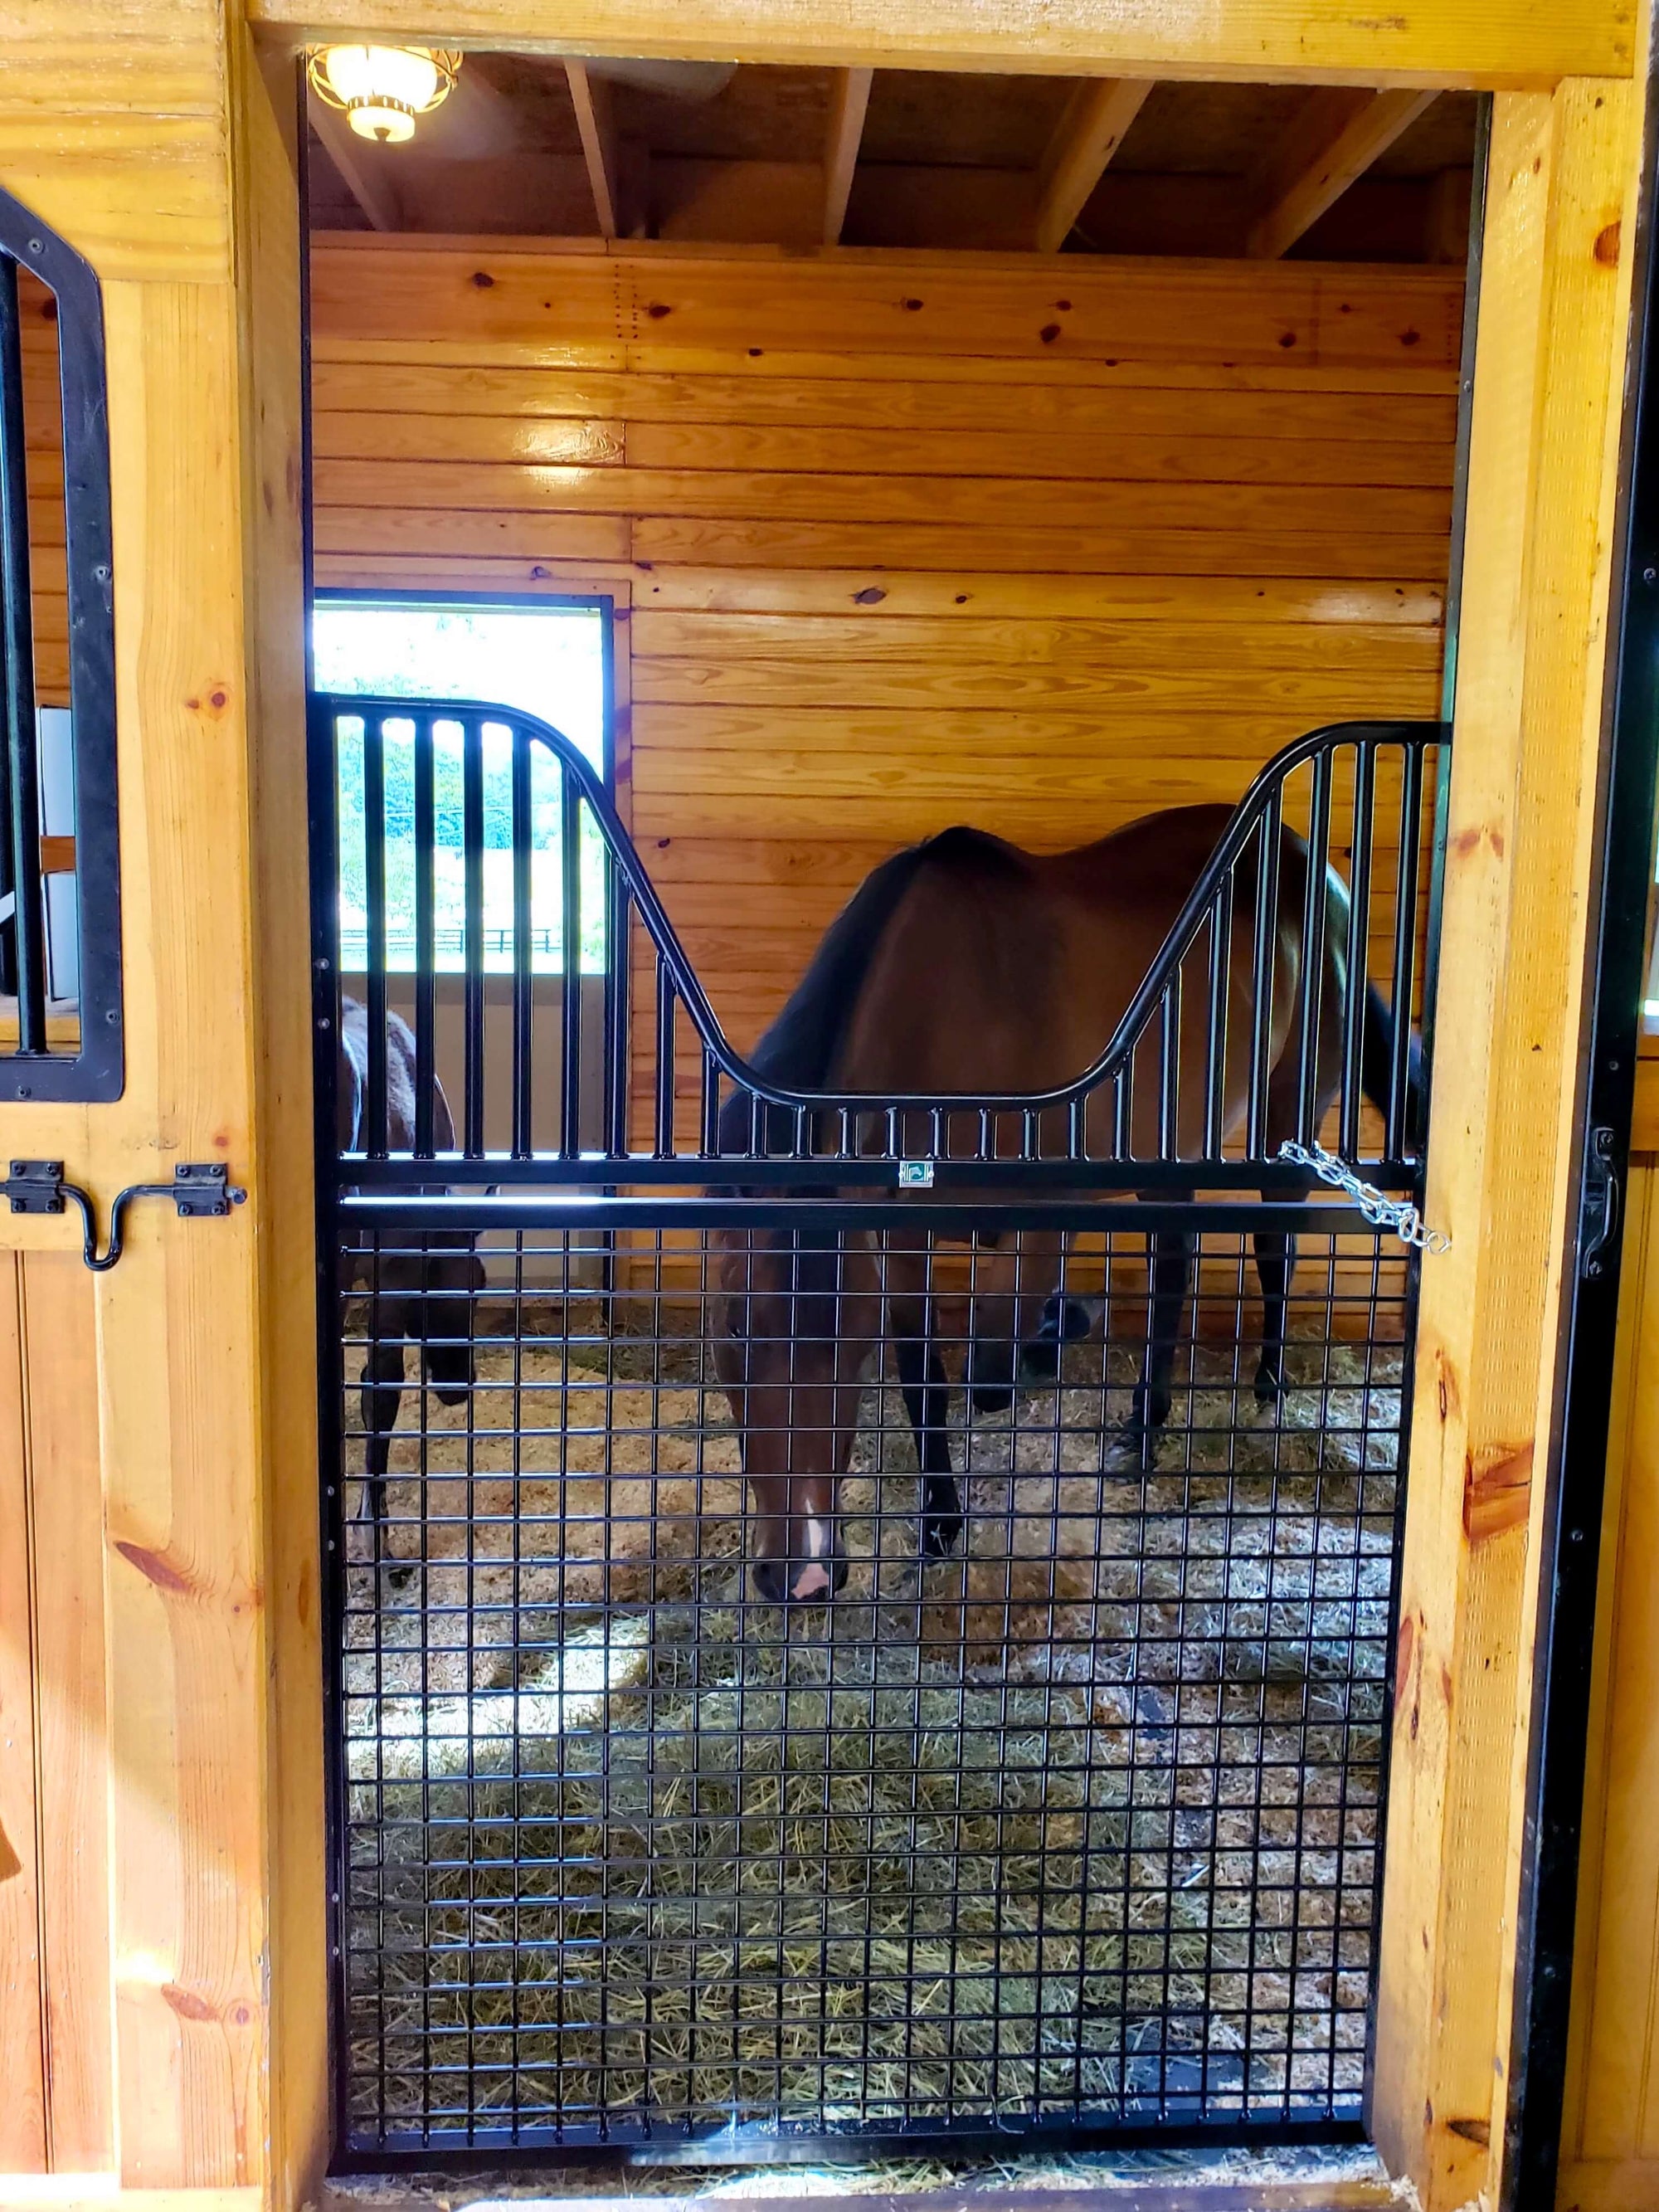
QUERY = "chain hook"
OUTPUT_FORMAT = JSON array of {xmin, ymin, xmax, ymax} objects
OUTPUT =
[{"xmin": 1276, "ymin": 1138, "xmax": 1450, "ymax": 1255}]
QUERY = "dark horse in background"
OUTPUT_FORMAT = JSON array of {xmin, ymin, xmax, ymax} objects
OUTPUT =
[
  {"xmin": 711, "ymin": 806, "xmax": 1422, "ymax": 1606},
  {"xmin": 339, "ymin": 997, "xmax": 484, "ymax": 1565}
]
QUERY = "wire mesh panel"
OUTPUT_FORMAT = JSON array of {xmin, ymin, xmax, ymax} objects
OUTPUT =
[
  {"xmin": 331, "ymin": 1211, "xmax": 1408, "ymax": 2156},
  {"xmin": 313, "ymin": 695, "xmax": 1440, "ymax": 2162}
]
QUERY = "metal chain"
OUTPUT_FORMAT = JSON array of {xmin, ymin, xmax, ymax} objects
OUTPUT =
[{"xmin": 1276, "ymin": 1138, "xmax": 1451, "ymax": 1255}]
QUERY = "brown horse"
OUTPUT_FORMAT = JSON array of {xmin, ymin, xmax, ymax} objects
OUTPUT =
[
  {"xmin": 339, "ymin": 997, "xmax": 484, "ymax": 1568},
  {"xmin": 711, "ymin": 807, "xmax": 1419, "ymax": 1606}
]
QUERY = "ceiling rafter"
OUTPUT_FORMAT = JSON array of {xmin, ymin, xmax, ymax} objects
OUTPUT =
[
  {"xmin": 823, "ymin": 66, "xmax": 874, "ymax": 244},
  {"xmin": 1031, "ymin": 77, "xmax": 1153, "ymax": 255},
  {"xmin": 1245, "ymin": 86, "xmax": 1438, "ymax": 259},
  {"xmin": 566, "ymin": 58, "xmax": 624, "ymax": 237}
]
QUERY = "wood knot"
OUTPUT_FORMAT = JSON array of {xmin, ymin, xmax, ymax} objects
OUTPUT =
[
  {"xmin": 163, "ymin": 1982, "xmax": 216, "ymax": 2024},
  {"xmin": 1595, "ymin": 221, "xmax": 1622, "ymax": 266},
  {"xmin": 1464, "ymin": 1440, "xmax": 1534, "ymax": 1542},
  {"xmin": 114, "ymin": 1539, "xmax": 197, "ymax": 1598},
  {"xmin": 469, "ymin": 270, "xmax": 494, "ymax": 289}
]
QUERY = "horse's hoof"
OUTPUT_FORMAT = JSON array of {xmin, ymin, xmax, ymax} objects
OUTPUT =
[
  {"xmin": 921, "ymin": 1513, "xmax": 964, "ymax": 1560},
  {"xmin": 1111, "ymin": 1415, "xmax": 1165, "ymax": 1472},
  {"xmin": 1253, "ymin": 1362, "xmax": 1286, "ymax": 1411},
  {"xmin": 968, "ymin": 1382, "xmax": 1014, "ymax": 1416}
]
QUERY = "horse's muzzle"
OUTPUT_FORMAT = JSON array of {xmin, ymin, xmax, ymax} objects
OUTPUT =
[{"xmin": 752, "ymin": 1520, "xmax": 847, "ymax": 1605}]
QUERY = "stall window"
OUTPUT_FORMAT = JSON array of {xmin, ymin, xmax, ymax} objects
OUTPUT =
[{"xmin": 311, "ymin": 592, "xmax": 611, "ymax": 977}]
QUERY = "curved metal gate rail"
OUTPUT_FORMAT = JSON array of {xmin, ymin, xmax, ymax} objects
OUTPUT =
[{"xmin": 310, "ymin": 695, "xmax": 1444, "ymax": 2162}]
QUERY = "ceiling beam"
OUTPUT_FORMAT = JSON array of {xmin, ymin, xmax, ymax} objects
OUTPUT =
[
  {"xmin": 1031, "ymin": 77, "xmax": 1152, "ymax": 255},
  {"xmin": 1246, "ymin": 86, "xmax": 1438, "ymax": 259},
  {"xmin": 309, "ymin": 96, "xmax": 401, "ymax": 232},
  {"xmin": 566, "ymin": 58, "xmax": 623, "ymax": 237},
  {"xmin": 823, "ymin": 66, "xmax": 873, "ymax": 245}
]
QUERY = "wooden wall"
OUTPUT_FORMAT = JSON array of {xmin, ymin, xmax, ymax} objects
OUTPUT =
[{"xmin": 309, "ymin": 236, "xmax": 1457, "ymax": 1138}]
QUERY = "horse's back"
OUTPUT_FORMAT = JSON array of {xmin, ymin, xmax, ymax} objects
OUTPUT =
[{"xmin": 834, "ymin": 805, "xmax": 1245, "ymax": 1095}]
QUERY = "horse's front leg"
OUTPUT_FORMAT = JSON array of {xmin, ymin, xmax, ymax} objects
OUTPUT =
[
  {"xmin": 1252, "ymin": 1228, "xmax": 1298, "ymax": 1406},
  {"xmin": 1130, "ymin": 1222, "xmax": 1194, "ymax": 1457},
  {"xmin": 360, "ymin": 1333, "xmax": 407, "ymax": 1574},
  {"xmin": 888, "ymin": 1247, "xmax": 960, "ymax": 1558}
]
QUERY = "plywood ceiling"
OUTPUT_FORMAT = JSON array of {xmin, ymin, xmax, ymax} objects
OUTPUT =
[{"xmin": 305, "ymin": 59, "xmax": 1480, "ymax": 262}]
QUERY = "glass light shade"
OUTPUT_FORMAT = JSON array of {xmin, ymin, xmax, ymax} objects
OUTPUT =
[{"xmin": 308, "ymin": 45, "xmax": 460, "ymax": 144}]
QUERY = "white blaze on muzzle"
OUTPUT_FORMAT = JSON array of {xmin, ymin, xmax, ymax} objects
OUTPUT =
[{"xmin": 791, "ymin": 1516, "xmax": 834, "ymax": 1601}]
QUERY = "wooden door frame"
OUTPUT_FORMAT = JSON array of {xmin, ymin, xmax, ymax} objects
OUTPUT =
[{"xmin": 0, "ymin": 4, "xmax": 1647, "ymax": 2210}]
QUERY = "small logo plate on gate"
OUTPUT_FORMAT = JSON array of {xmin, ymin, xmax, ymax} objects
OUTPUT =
[{"xmin": 898, "ymin": 1160, "xmax": 935, "ymax": 1188}]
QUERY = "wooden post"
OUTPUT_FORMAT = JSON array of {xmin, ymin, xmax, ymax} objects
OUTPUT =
[
  {"xmin": 1371, "ymin": 73, "xmax": 1648, "ymax": 2210},
  {"xmin": 0, "ymin": 2, "xmax": 319, "ymax": 2202}
]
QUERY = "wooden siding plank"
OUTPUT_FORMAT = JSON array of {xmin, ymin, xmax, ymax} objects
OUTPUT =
[
  {"xmin": 312, "ymin": 355, "xmax": 1463, "ymax": 441},
  {"xmin": 624, "ymin": 514, "xmax": 1453, "ymax": 577},
  {"xmin": 0, "ymin": 1255, "xmax": 49, "ymax": 2175},
  {"xmin": 621, "ymin": 418, "xmax": 1456, "ymax": 485},
  {"xmin": 315, "ymin": 456, "xmax": 1453, "ymax": 537},
  {"xmin": 319, "ymin": 554, "xmax": 1444, "ymax": 624},
  {"xmin": 630, "ymin": 657, "xmax": 1438, "ymax": 711},
  {"xmin": 309, "ymin": 242, "xmax": 1464, "ymax": 370},
  {"xmin": 315, "ymin": 328, "xmax": 1463, "ymax": 397},
  {"xmin": 22, "ymin": 1255, "xmax": 115, "ymax": 2172},
  {"xmin": 630, "ymin": 611, "xmax": 1447, "ymax": 667}
]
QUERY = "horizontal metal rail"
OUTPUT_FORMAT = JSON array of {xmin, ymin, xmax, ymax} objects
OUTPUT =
[{"xmin": 340, "ymin": 1192, "xmax": 1388, "ymax": 1238}]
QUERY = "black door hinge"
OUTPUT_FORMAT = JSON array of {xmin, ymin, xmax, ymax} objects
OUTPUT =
[{"xmin": 2, "ymin": 1160, "xmax": 246, "ymax": 1271}]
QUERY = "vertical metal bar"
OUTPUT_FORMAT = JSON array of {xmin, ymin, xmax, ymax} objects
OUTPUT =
[
  {"xmin": 1159, "ymin": 970, "xmax": 1182, "ymax": 1160},
  {"xmin": 1340, "ymin": 742, "xmax": 1377, "ymax": 1160},
  {"xmin": 1204, "ymin": 878, "xmax": 1233, "ymax": 1157},
  {"xmin": 1297, "ymin": 749, "xmax": 1333, "ymax": 1145},
  {"xmin": 412, "ymin": 712, "xmax": 435, "ymax": 1154},
  {"xmin": 0, "ymin": 257, "xmax": 44, "ymax": 1051},
  {"xmin": 462, "ymin": 713, "xmax": 485, "ymax": 1155},
  {"xmin": 654, "ymin": 953, "xmax": 675, "ymax": 1157},
  {"xmin": 510, "ymin": 725, "xmax": 533, "ymax": 1157},
  {"xmin": 700, "ymin": 1050, "xmax": 720, "ymax": 1155},
  {"xmin": 1388, "ymin": 741, "xmax": 1425, "ymax": 1159},
  {"xmin": 362, "ymin": 709, "xmax": 388, "ymax": 1155},
  {"xmin": 561, "ymin": 769, "xmax": 582, "ymax": 1157},
  {"xmin": 606, "ymin": 876, "xmax": 630, "ymax": 1157},
  {"xmin": 1246, "ymin": 793, "xmax": 1282, "ymax": 1160}
]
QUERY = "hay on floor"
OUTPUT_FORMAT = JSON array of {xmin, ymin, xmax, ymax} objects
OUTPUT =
[{"xmin": 338, "ymin": 1305, "xmax": 1399, "ymax": 2140}]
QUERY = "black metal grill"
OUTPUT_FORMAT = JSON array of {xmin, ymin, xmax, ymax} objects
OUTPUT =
[{"xmin": 312, "ymin": 693, "xmax": 1442, "ymax": 2161}]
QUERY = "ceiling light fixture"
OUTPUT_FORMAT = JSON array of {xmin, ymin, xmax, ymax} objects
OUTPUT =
[{"xmin": 307, "ymin": 45, "xmax": 462, "ymax": 144}]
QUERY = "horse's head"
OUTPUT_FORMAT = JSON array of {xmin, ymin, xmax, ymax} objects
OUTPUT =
[
  {"xmin": 712, "ymin": 1225, "xmax": 878, "ymax": 1605},
  {"xmin": 962, "ymin": 1229, "xmax": 1073, "ymax": 1411}
]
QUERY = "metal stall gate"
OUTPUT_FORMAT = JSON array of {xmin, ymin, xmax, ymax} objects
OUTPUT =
[{"xmin": 311, "ymin": 694, "xmax": 1444, "ymax": 2162}]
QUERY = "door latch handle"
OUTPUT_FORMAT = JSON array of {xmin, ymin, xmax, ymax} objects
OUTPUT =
[
  {"xmin": 2, "ymin": 1160, "xmax": 246, "ymax": 1271},
  {"xmin": 1580, "ymin": 1124, "xmax": 1622, "ymax": 1281}
]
